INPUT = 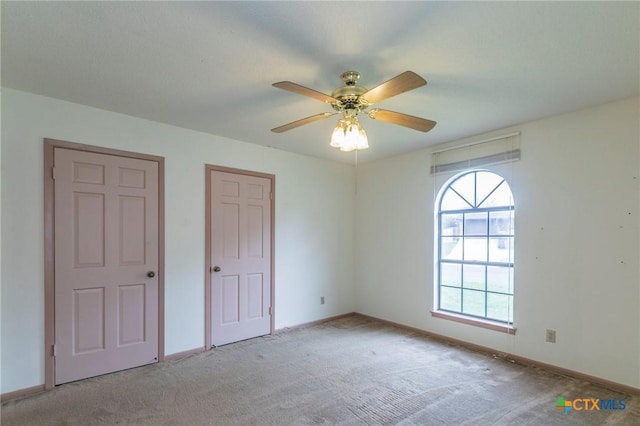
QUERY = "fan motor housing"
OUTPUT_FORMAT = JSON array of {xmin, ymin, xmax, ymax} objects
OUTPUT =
[
  {"xmin": 331, "ymin": 89, "xmax": 369, "ymax": 113},
  {"xmin": 329, "ymin": 70, "xmax": 370, "ymax": 113}
]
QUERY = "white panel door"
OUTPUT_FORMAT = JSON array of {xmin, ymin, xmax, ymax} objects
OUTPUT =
[
  {"xmin": 211, "ymin": 170, "xmax": 272, "ymax": 346},
  {"xmin": 54, "ymin": 148, "xmax": 158, "ymax": 384}
]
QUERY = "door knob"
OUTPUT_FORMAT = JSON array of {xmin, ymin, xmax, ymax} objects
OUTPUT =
[
  {"xmin": 147, "ymin": 271, "xmax": 155, "ymax": 278},
  {"xmin": 213, "ymin": 266, "xmax": 221, "ymax": 272}
]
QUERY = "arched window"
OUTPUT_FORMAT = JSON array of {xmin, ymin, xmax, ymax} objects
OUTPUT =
[{"xmin": 436, "ymin": 170, "xmax": 514, "ymax": 324}]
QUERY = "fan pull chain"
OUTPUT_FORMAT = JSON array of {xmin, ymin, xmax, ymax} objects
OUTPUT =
[{"xmin": 355, "ymin": 148, "xmax": 358, "ymax": 194}]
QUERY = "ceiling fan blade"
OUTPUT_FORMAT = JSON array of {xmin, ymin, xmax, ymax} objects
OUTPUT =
[
  {"xmin": 273, "ymin": 81, "xmax": 338, "ymax": 104},
  {"xmin": 271, "ymin": 112, "xmax": 336, "ymax": 133},
  {"xmin": 368, "ymin": 109, "xmax": 436, "ymax": 132},
  {"xmin": 362, "ymin": 71, "xmax": 427, "ymax": 104}
]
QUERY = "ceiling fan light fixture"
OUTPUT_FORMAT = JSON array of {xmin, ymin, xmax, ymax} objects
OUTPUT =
[
  {"xmin": 272, "ymin": 70, "xmax": 435, "ymax": 152},
  {"xmin": 330, "ymin": 117, "xmax": 369, "ymax": 152}
]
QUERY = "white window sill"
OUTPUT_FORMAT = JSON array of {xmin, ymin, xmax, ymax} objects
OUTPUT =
[{"xmin": 431, "ymin": 310, "xmax": 516, "ymax": 335}]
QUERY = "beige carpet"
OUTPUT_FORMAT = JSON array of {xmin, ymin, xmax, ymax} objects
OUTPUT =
[{"xmin": 2, "ymin": 315, "xmax": 638, "ymax": 425}]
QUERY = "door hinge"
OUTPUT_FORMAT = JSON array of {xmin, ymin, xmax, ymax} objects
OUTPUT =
[
  {"xmin": 52, "ymin": 344, "xmax": 56, "ymax": 357},
  {"xmin": 270, "ymin": 192, "xmax": 273, "ymax": 200},
  {"xmin": 268, "ymin": 306, "xmax": 272, "ymax": 315},
  {"xmin": 52, "ymin": 167, "xmax": 56, "ymax": 180}
]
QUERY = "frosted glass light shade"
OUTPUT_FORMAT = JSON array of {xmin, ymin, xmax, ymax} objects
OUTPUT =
[{"xmin": 330, "ymin": 117, "xmax": 369, "ymax": 152}]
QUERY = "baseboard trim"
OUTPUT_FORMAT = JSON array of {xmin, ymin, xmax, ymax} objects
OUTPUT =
[
  {"xmin": 274, "ymin": 312, "xmax": 356, "ymax": 334},
  {"xmin": 165, "ymin": 346, "xmax": 206, "ymax": 361},
  {"xmin": 506, "ymin": 353, "xmax": 640, "ymax": 396},
  {"xmin": 354, "ymin": 313, "xmax": 640, "ymax": 396},
  {"xmin": 1, "ymin": 384, "xmax": 46, "ymax": 403}
]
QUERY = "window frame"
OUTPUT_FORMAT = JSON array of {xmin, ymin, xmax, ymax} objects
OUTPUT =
[{"xmin": 432, "ymin": 170, "xmax": 516, "ymax": 334}]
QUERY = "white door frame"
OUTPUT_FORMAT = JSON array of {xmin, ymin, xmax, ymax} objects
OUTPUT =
[
  {"xmin": 204, "ymin": 165, "xmax": 275, "ymax": 349},
  {"xmin": 43, "ymin": 138, "xmax": 165, "ymax": 389}
]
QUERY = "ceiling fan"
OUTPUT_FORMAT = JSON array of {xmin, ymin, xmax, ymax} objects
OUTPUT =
[{"xmin": 271, "ymin": 70, "xmax": 436, "ymax": 152}]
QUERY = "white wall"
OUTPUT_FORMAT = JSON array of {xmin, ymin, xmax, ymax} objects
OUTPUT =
[
  {"xmin": 355, "ymin": 96, "xmax": 640, "ymax": 388},
  {"xmin": 0, "ymin": 88, "xmax": 356, "ymax": 394}
]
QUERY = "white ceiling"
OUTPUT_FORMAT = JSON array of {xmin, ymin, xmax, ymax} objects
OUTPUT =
[{"xmin": 2, "ymin": 1, "xmax": 638, "ymax": 164}]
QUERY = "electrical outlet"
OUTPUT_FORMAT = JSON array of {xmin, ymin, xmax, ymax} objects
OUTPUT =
[
  {"xmin": 320, "ymin": 296, "xmax": 325, "ymax": 305},
  {"xmin": 546, "ymin": 329, "xmax": 556, "ymax": 343}
]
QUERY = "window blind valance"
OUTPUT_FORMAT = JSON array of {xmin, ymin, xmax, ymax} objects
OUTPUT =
[{"xmin": 431, "ymin": 132, "xmax": 520, "ymax": 175}]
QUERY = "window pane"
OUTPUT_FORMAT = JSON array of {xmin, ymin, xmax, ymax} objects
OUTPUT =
[
  {"xmin": 463, "ymin": 264, "xmax": 485, "ymax": 290},
  {"xmin": 441, "ymin": 189, "xmax": 471, "ymax": 211},
  {"xmin": 464, "ymin": 212, "xmax": 488, "ymax": 236},
  {"xmin": 441, "ymin": 213, "xmax": 462, "ymax": 236},
  {"xmin": 441, "ymin": 263, "xmax": 461, "ymax": 288},
  {"xmin": 436, "ymin": 170, "xmax": 515, "ymax": 324},
  {"xmin": 462, "ymin": 289, "xmax": 485, "ymax": 317},
  {"xmin": 487, "ymin": 266, "xmax": 514, "ymax": 294},
  {"xmin": 489, "ymin": 211, "xmax": 514, "ymax": 235},
  {"xmin": 475, "ymin": 172, "xmax": 504, "ymax": 206},
  {"xmin": 489, "ymin": 237, "xmax": 514, "ymax": 263},
  {"xmin": 450, "ymin": 173, "xmax": 476, "ymax": 207},
  {"xmin": 441, "ymin": 237, "xmax": 462, "ymax": 259},
  {"xmin": 440, "ymin": 287, "xmax": 461, "ymax": 312},
  {"xmin": 487, "ymin": 293, "xmax": 513, "ymax": 322},
  {"xmin": 463, "ymin": 237, "xmax": 487, "ymax": 261},
  {"xmin": 480, "ymin": 181, "xmax": 513, "ymax": 208}
]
